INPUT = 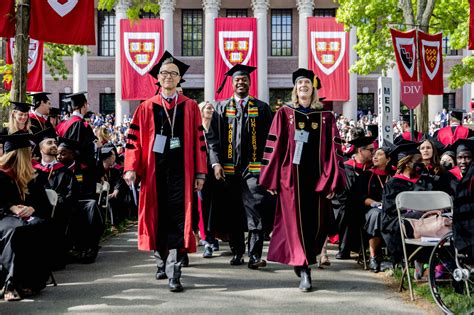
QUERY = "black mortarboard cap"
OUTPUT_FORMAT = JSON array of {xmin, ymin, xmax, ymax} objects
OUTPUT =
[
  {"xmin": 99, "ymin": 146, "xmax": 115, "ymax": 161},
  {"xmin": 28, "ymin": 92, "xmax": 51, "ymax": 109},
  {"xmin": 216, "ymin": 64, "xmax": 257, "ymax": 94},
  {"xmin": 58, "ymin": 137, "xmax": 80, "ymax": 153},
  {"xmin": 348, "ymin": 136, "xmax": 376, "ymax": 148},
  {"xmin": 449, "ymin": 108, "xmax": 465, "ymax": 121},
  {"xmin": 367, "ymin": 125, "xmax": 378, "ymax": 138},
  {"xmin": 0, "ymin": 131, "xmax": 35, "ymax": 153},
  {"xmin": 65, "ymin": 92, "xmax": 88, "ymax": 109},
  {"xmin": 400, "ymin": 114, "xmax": 411, "ymax": 123},
  {"xmin": 148, "ymin": 50, "xmax": 190, "ymax": 80},
  {"xmin": 292, "ymin": 68, "xmax": 322, "ymax": 90},
  {"xmin": 389, "ymin": 142, "xmax": 420, "ymax": 161},
  {"xmin": 49, "ymin": 107, "xmax": 61, "ymax": 118},
  {"xmin": 34, "ymin": 128, "xmax": 57, "ymax": 145},
  {"xmin": 10, "ymin": 101, "xmax": 34, "ymax": 113}
]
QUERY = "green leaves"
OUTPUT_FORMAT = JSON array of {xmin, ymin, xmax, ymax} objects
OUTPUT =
[{"xmin": 43, "ymin": 44, "xmax": 88, "ymax": 81}]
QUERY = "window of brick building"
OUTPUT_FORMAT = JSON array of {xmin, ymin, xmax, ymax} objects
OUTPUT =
[
  {"xmin": 182, "ymin": 10, "xmax": 203, "ymax": 56},
  {"xmin": 100, "ymin": 93, "xmax": 116, "ymax": 114},
  {"xmin": 271, "ymin": 9, "xmax": 292, "ymax": 56},
  {"xmin": 443, "ymin": 93, "xmax": 455, "ymax": 109},
  {"xmin": 357, "ymin": 93, "xmax": 375, "ymax": 114},
  {"xmin": 98, "ymin": 10, "xmax": 116, "ymax": 57},
  {"xmin": 314, "ymin": 8, "xmax": 336, "ymax": 17},
  {"xmin": 226, "ymin": 9, "xmax": 248, "ymax": 17},
  {"xmin": 140, "ymin": 11, "xmax": 159, "ymax": 19}
]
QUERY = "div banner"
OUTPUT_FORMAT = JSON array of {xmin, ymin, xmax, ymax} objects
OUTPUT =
[
  {"xmin": 121, "ymin": 19, "xmax": 164, "ymax": 100},
  {"xmin": 214, "ymin": 18, "xmax": 258, "ymax": 100},
  {"xmin": 308, "ymin": 17, "xmax": 349, "ymax": 101},
  {"xmin": 390, "ymin": 28, "xmax": 418, "ymax": 82},
  {"xmin": 4, "ymin": 38, "xmax": 43, "ymax": 92},
  {"xmin": 418, "ymin": 31, "xmax": 443, "ymax": 95}
]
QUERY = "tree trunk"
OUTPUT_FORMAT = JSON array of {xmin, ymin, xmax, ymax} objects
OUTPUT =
[{"xmin": 10, "ymin": 0, "xmax": 31, "ymax": 103}]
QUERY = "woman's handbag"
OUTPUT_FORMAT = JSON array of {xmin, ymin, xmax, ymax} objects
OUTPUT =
[{"xmin": 406, "ymin": 210, "xmax": 452, "ymax": 239}]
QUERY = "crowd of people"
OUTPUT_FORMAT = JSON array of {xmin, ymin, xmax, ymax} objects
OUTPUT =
[{"xmin": 0, "ymin": 50, "xmax": 472, "ymax": 300}]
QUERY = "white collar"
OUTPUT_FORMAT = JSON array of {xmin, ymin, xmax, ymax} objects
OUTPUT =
[
  {"xmin": 33, "ymin": 110, "xmax": 47, "ymax": 119},
  {"xmin": 72, "ymin": 112, "xmax": 84, "ymax": 119},
  {"xmin": 41, "ymin": 159, "xmax": 58, "ymax": 167},
  {"xmin": 233, "ymin": 95, "xmax": 249, "ymax": 104}
]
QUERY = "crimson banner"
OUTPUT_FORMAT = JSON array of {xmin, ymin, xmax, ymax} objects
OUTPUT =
[
  {"xmin": 390, "ymin": 28, "xmax": 418, "ymax": 81},
  {"xmin": 418, "ymin": 31, "xmax": 443, "ymax": 95},
  {"xmin": 0, "ymin": 0, "xmax": 15, "ymax": 38},
  {"xmin": 121, "ymin": 19, "xmax": 164, "ymax": 100},
  {"xmin": 214, "ymin": 18, "xmax": 258, "ymax": 100},
  {"xmin": 4, "ymin": 38, "xmax": 43, "ymax": 92},
  {"xmin": 29, "ymin": 0, "xmax": 95, "ymax": 45},
  {"xmin": 470, "ymin": 0, "xmax": 474, "ymax": 50},
  {"xmin": 308, "ymin": 17, "xmax": 349, "ymax": 101}
]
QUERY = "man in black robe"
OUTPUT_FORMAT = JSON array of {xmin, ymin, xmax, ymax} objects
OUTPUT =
[
  {"xmin": 207, "ymin": 64, "xmax": 273, "ymax": 268},
  {"xmin": 28, "ymin": 92, "xmax": 53, "ymax": 134},
  {"xmin": 32, "ymin": 128, "xmax": 79, "ymax": 269}
]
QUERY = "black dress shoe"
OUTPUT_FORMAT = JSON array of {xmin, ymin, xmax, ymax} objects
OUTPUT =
[
  {"xmin": 230, "ymin": 254, "xmax": 244, "ymax": 266},
  {"xmin": 299, "ymin": 268, "xmax": 312, "ymax": 292},
  {"xmin": 155, "ymin": 267, "xmax": 167, "ymax": 280},
  {"xmin": 335, "ymin": 251, "xmax": 351, "ymax": 260},
  {"xmin": 248, "ymin": 255, "xmax": 267, "ymax": 269},
  {"xmin": 168, "ymin": 278, "xmax": 183, "ymax": 292},
  {"xmin": 369, "ymin": 256, "xmax": 380, "ymax": 273},
  {"xmin": 182, "ymin": 253, "xmax": 189, "ymax": 267},
  {"xmin": 81, "ymin": 248, "xmax": 99, "ymax": 264}
]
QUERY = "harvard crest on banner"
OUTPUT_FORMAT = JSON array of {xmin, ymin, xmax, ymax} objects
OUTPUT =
[
  {"xmin": 418, "ymin": 31, "xmax": 443, "ymax": 95},
  {"xmin": 214, "ymin": 18, "xmax": 258, "ymax": 100},
  {"xmin": 121, "ymin": 19, "xmax": 164, "ymax": 100},
  {"xmin": 307, "ymin": 17, "xmax": 349, "ymax": 101},
  {"xmin": 390, "ymin": 28, "xmax": 418, "ymax": 82}
]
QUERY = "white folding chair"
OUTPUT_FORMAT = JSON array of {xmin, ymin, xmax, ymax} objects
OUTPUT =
[
  {"xmin": 45, "ymin": 189, "xmax": 58, "ymax": 219},
  {"xmin": 97, "ymin": 181, "xmax": 112, "ymax": 224},
  {"xmin": 396, "ymin": 191, "xmax": 453, "ymax": 301}
]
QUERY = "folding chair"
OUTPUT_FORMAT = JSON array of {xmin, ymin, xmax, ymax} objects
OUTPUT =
[
  {"xmin": 396, "ymin": 191, "xmax": 453, "ymax": 301},
  {"xmin": 44, "ymin": 189, "xmax": 59, "ymax": 287},
  {"xmin": 97, "ymin": 181, "xmax": 112, "ymax": 224}
]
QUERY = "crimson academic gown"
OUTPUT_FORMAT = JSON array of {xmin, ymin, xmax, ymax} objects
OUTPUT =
[
  {"xmin": 124, "ymin": 94, "xmax": 207, "ymax": 253},
  {"xmin": 259, "ymin": 105, "xmax": 345, "ymax": 266},
  {"xmin": 433, "ymin": 125, "xmax": 473, "ymax": 146},
  {"xmin": 29, "ymin": 112, "xmax": 53, "ymax": 134}
]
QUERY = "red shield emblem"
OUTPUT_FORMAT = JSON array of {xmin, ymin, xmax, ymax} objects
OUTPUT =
[
  {"xmin": 218, "ymin": 31, "xmax": 253, "ymax": 69},
  {"xmin": 421, "ymin": 40, "xmax": 440, "ymax": 80},
  {"xmin": 394, "ymin": 37, "xmax": 416, "ymax": 79},
  {"xmin": 9, "ymin": 39, "xmax": 39, "ymax": 73},
  {"xmin": 310, "ymin": 32, "xmax": 346, "ymax": 75},
  {"xmin": 124, "ymin": 32, "xmax": 161, "ymax": 76}
]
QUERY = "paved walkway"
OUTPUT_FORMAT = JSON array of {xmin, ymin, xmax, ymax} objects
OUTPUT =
[{"xmin": 1, "ymin": 226, "xmax": 426, "ymax": 314}]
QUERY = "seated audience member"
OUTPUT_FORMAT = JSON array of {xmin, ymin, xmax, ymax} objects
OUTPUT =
[
  {"xmin": 32, "ymin": 128, "xmax": 79, "ymax": 269},
  {"xmin": 0, "ymin": 132, "xmax": 53, "ymax": 301},
  {"xmin": 355, "ymin": 146, "xmax": 392, "ymax": 272},
  {"xmin": 4, "ymin": 102, "xmax": 33, "ymax": 134},
  {"xmin": 440, "ymin": 150, "xmax": 456, "ymax": 171}
]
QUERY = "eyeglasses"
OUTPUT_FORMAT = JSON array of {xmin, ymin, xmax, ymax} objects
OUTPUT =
[
  {"xmin": 159, "ymin": 71, "xmax": 179, "ymax": 78},
  {"xmin": 363, "ymin": 147, "xmax": 375, "ymax": 153}
]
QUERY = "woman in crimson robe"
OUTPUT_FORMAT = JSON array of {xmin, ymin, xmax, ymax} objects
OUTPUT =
[{"xmin": 259, "ymin": 68, "xmax": 345, "ymax": 292}]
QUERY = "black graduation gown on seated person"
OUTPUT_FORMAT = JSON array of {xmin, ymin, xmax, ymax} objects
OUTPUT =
[
  {"xmin": 0, "ymin": 170, "xmax": 53, "ymax": 291},
  {"xmin": 381, "ymin": 174, "xmax": 434, "ymax": 262},
  {"xmin": 453, "ymin": 164, "xmax": 474, "ymax": 258}
]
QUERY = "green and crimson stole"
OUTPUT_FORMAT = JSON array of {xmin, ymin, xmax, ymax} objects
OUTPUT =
[{"xmin": 222, "ymin": 96, "xmax": 264, "ymax": 176}]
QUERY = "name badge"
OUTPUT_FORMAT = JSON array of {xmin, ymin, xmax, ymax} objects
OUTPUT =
[
  {"xmin": 293, "ymin": 130, "xmax": 309, "ymax": 165},
  {"xmin": 294, "ymin": 130, "xmax": 309, "ymax": 143},
  {"xmin": 170, "ymin": 137, "xmax": 181, "ymax": 150},
  {"xmin": 153, "ymin": 134, "xmax": 167, "ymax": 153}
]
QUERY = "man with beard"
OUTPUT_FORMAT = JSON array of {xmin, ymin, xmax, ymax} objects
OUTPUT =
[
  {"xmin": 124, "ymin": 51, "xmax": 207, "ymax": 292},
  {"xmin": 32, "ymin": 128, "xmax": 79, "ymax": 269},
  {"xmin": 207, "ymin": 64, "xmax": 273, "ymax": 268},
  {"xmin": 28, "ymin": 92, "xmax": 53, "ymax": 134}
]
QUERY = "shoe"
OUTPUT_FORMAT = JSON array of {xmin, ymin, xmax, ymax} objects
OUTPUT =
[
  {"xmin": 248, "ymin": 255, "xmax": 267, "ymax": 269},
  {"xmin": 182, "ymin": 253, "xmax": 189, "ymax": 267},
  {"xmin": 203, "ymin": 245, "xmax": 213, "ymax": 258},
  {"xmin": 319, "ymin": 254, "xmax": 331, "ymax": 267},
  {"xmin": 155, "ymin": 267, "xmax": 167, "ymax": 280},
  {"xmin": 369, "ymin": 256, "xmax": 380, "ymax": 273},
  {"xmin": 168, "ymin": 278, "xmax": 183, "ymax": 292},
  {"xmin": 211, "ymin": 240, "xmax": 219, "ymax": 251},
  {"xmin": 294, "ymin": 266, "xmax": 301, "ymax": 278},
  {"xmin": 335, "ymin": 251, "xmax": 351, "ymax": 260},
  {"xmin": 230, "ymin": 254, "xmax": 244, "ymax": 266},
  {"xmin": 299, "ymin": 268, "xmax": 312, "ymax": 292},
  {"xmin": 81, "ymin": 248, "xmax": 99, "ymax": 264}
]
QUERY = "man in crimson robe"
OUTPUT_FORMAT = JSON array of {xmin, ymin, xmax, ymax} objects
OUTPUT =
[
  {"xmin": 207, "ymin": 64, "xmax": 273, "ymax": 269},
  {"xmin": 28, "ymin": 92, "xmax": 54, "ymax": 134},
  {"xmin": 432, "ymin": 108, "xmax": 474, "ymax": 146},
  {"xmin": 123, "ymin": 51, "xmax": 207, "ymax": 293},
  {"xmin": 259, "ymin": 68, "xmax": 345, "ymax": 292}
]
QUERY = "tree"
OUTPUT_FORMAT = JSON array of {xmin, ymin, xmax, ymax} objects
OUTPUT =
[
  {"xmin": 337, "ymin": 0, "xmax": 472, "ymax": 132},
  {"xmin": 98, "ymin": 0, "xmax": 159, "ymax": 19}
]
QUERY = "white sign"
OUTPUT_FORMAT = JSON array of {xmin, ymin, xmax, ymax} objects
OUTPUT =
[{"xmin": 377, "ymin": 77, "xmax": 393, "ymax": 144}]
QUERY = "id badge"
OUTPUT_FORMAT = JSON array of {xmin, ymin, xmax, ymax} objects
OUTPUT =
[
  {"xmin": 170, "ymin": 137, "xmax": 181, "ymax": 150},
  {"xmin": 294, "ymin": 130, "xmax": 309, "ymax": 143},
  {"xmin": 153, "ymin": 134, "xmax": 167, "ymax": 153}
]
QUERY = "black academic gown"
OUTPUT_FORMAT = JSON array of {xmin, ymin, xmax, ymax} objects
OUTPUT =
[
  {"xmin": 453, "ymin": 164, "xmax": 474, "ymax": 258},
  {"xmin": 97, "ymin": 164, "xmax": 129, "ymax": 225},
  {"xmin": 0, "ymin": 170, "xmax": 53, "ymax": 291},
  {"xmin": 206, "ymin": 96, "xmax": 273, "ymax": 256},
  {"xmin": 29, "ymin": 113, "xmax": 53, "ymax": 134},
  {"xmin": 381, "ymin": 174, "xmax": 434, "ymax": 262}
]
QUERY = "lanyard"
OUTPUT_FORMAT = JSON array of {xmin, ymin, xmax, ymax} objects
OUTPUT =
[{"xmin": 161, "ymin": 94, "xmax": 178, "ymax": 137}]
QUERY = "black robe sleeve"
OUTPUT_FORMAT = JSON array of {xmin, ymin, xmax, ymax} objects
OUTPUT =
[{"xmin": 207, "ymin": 102, "xmax": 226, "ymax": 166}]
